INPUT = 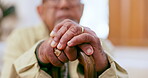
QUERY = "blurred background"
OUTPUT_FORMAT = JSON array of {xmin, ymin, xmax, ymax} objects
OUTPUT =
[{"xmin": 0, "ymin": 0, "xmax": 148, "ymax": 78}]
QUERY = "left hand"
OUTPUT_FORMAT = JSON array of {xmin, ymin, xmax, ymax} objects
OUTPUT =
[{"xmin": 50, "ymin": 19, "xmax": 110, "ymax": 74}]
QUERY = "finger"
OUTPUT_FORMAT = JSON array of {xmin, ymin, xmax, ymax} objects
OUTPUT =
[
  {"xmin": 52, "ymin": 22, "xmax": 71, "ymax": 44},
  {"xmin": 50, "ymin": 19, "xmax": 72, "ymax": 37},
  {"xmin": 82, "ymin": 27, "xmax": 97, "ymax": 36},
  {"xmin": 57, "ymin": 26, "xmax": 82, "ymax": 50},
  {"xmin": 38, "ymin": 38, "xmax": 53, "ymax": 63},
  {"xmin": 47, "ymin": 48, "xmax": 64, "ymax": 67},
  {"xmin": 57, "ymin": 51, "xmax": 69, "ymax": 63},
  {"xmin": 78, "ymin": 44, "xmax": 94, "ymax": 55},
  {"xmin": 67, "ymin": 33, "xmax": 95, "ymax": 47},
  {"xmin": 39, "ymin": 38, "xmax": 64, "ymax": 67},
  {"xmin": 64, "ymin": 46, "xmax": 77, "ymax": 61}
]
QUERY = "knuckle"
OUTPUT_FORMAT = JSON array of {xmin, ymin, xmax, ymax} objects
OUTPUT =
[
  {"xmin": 70, "ymin": 26, "xmax": 79, "ymax": 35},
  {"xmin": 59, "ymin": 34, "xmax": 70, "ymax": 45},
  {"xmin": 59, "ymin": 34, "xmax": 68, "ymax": 42},
  {"xmin": 83, "ymin": 33, "xmax": 93, "ymax": 42},
  {"xmin": 84, "ymin": 34, "xmax": 90, "ymax": 41},
  {"xmin": 59, "ymin": 39, "xmax": 65, "ymax": 44},
  {"xmin": 55, "ymin": 32, "xmax": 62, "ymax": 39},
  {"xmin": 64, "ymin": 19, "xmax": 72, "ymax": 22},
  {"xmin": 53, "ymin": 37, "xmax": 59, "ymax": 42},
  {"xmin": 63, "ymin": 23, "xmax": 71, "ymax": 30},
  {"xmin": 54, "ymin": 25, "xmax": 71, "ymax": 42}
]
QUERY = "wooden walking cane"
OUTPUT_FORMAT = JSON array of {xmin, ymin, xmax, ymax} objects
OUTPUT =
[
  {"xmin": 51, "ymin": 51, "xmax": 97, "ymax": 78},
  {"xmin": 78, "ymin": 51, "xmax": 97, "ymax": 78}
]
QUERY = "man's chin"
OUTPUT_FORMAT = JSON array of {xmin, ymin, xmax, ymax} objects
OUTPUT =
[{"xmin": 55, "ymin": 18, "xmax": 79, "ymax": 25}]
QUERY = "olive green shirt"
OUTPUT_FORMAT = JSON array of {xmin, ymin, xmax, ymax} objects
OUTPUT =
[{"xmin": 1, "ymin": 24, "xmax": 128, "ymax": 78}]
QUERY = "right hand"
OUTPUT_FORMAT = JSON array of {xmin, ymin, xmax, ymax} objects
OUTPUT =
[{"xmin": 37, "ymin": 37, "xmax": 78, "ymax": 67}]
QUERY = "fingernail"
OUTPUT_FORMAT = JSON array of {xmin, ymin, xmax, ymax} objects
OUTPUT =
[
  {"xmin": 50, "ymin": 31, "xmax": 55, "ymax": 37},
  {"xmin": 51, "ymin": 41, "xmax": 57, "ymax": 47},
  {"xmin": 57, "ymin": 43, "xmax": 62, "ymax": 49},
  {"xmin": 67, "ymin": 41, "xmax": 72, "ymax": 46},
  {"xmin": 87, "ymin": 48, "xmax": 93, "ymax": 55}
]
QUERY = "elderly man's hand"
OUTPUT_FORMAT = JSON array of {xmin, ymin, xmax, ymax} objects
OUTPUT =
[
  {"xmin": 50, "ymin": 19, "xmax": 110, "ymax": 74},
  {"xmin": 37, "ymin": 37, "xmax": 78, "ymax": 67}
]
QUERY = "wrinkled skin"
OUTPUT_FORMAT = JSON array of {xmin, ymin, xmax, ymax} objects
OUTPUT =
[{"xmin": 37, "ymin": 0, "xmax": 109, "ymax": 74}]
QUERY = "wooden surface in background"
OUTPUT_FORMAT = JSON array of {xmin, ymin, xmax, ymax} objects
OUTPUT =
[{"xmin": 109, "ymin": 0, "xmax": 148, "ymax": 46}]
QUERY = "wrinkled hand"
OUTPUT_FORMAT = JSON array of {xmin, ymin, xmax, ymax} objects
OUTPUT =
[
  {"xmin": 49, "ymin": 19, "xmax": 109, "ymax": 73},
  {"xmin": 38, "ymin": 37, "xmax": 78, "ymax": 67},
  {"xmin": 37, "ymin": 19, "xmax": 94, "ymax": 67}
]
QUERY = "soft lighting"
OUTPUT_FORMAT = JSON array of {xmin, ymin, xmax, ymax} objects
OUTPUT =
[{"xmin": 80, "ymin": 0, "xmax": 109, "ymax": 39}]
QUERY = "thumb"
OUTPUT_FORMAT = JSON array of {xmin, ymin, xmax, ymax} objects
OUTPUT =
[{"xmin": 78, "ymin": 44, "xmax": 94, "ymax": 55}]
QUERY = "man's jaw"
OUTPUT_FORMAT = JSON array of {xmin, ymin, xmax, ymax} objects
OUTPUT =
[{"xmin": 55, "ymin": 17, "xmax": 78, "ymax": 26}]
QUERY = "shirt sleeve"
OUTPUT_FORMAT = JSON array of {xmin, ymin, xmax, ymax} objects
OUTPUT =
[
  {"xmin": 99, "ymin": 52, "xmax": 128, "ymax": 78},
  {"xmin": 76, "ymin": 39, "xmax": 128, "ymax": 78},
  {"xmin": 98, "ymin": 39, "xmax": 128, "ymax": 78},
  {"xmin": 2, "ymin": 41, "xmax": 52, "ymax": 78},
  {"xmin": 76, "ymin": 52, "xmax": 128, "ymax": 78},
  {"xmin": 0, "ymin": 28, "xmax": 52, "ymax": 78},
  {"xmin": 12, "ymin": 41, "xmax": 52, "ymax": 78}
]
